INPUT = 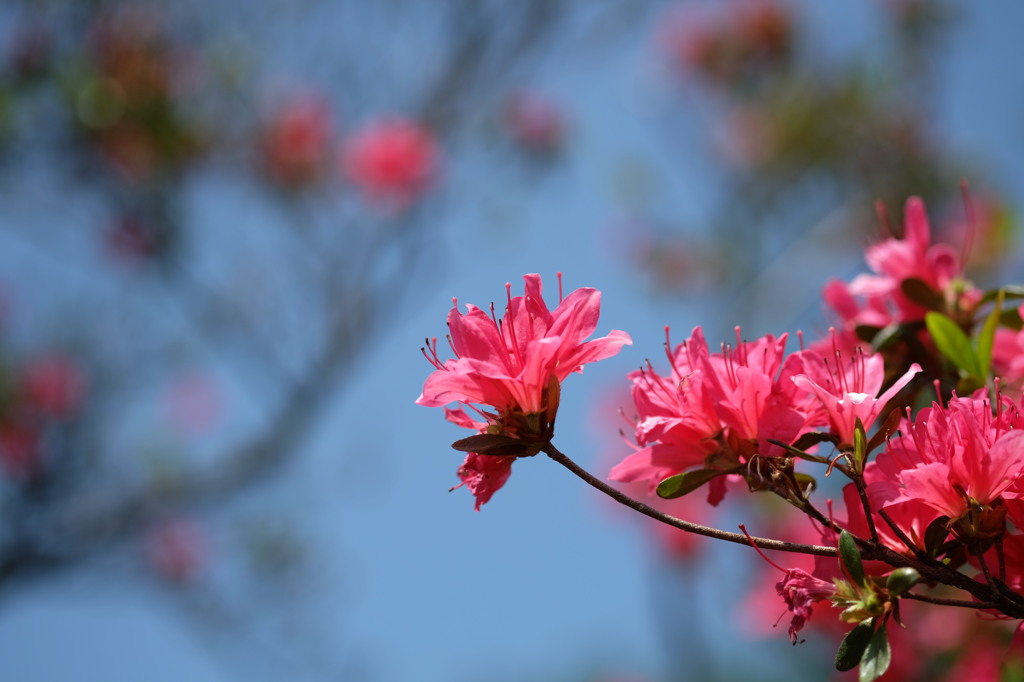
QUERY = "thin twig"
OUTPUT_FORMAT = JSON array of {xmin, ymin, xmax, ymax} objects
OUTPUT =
[
  {"xmin": 901, "ymin": 592, "xmax": 996, "ymax": 610},
  {"xmin": 852, "ymin": 475, "xmax": 879, "ymax": 543},
  {"xmin": 542, "ymin": 443, "xmax": 838, "ymax": 559}
]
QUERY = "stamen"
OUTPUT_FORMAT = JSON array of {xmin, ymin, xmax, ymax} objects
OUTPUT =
[
  {"xmin": 663, "ymin": 326, "xmax": 684, "ymax": 378},
  {"xmin": 557, "ymin": 272, "xmax": 564, "ymax": 304},
  {"xmin": 959, "ymin": 180, "xmax": 976, "ymax": 271},
  {"xmin": 874, "ymin": 200, "xmax": 893, "ymax": 238},
  {"xmin": 739, "ymin": 524, "xmax": 786, "ymax": 573},
  {"xmin": 421, "ymin": 336, "xmax": 447, "ymax": 369}
]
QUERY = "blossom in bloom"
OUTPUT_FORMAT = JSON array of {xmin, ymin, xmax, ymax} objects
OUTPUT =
[
  {"xmin": 342, "ymin": 117, "xmax": 437, "ymax": 211},
  {"xmin": 824, "ymin": 197, "xmax": 980, "ymax": 333},
  {"xmin": 417, "ymin": 274, "xmax": 631, "ymax": 509},
  {"xmin": 261, "ymin": 95, "xmax": 334, "ymax": 188},
  {"xmin": 609, "ymin": 326, "xmax": 819, "ymax": 503},
  {"xmin": 792, "ymin": 337, "xmax": 921, "ymax": 446},
  {"xmin": 992, "ymin": 304, "xmax": 1024, "ymax": 399},
  {"xmin": 777, "ymin": 567, "xmax": 837, "ymax": 643},
  {"xmin": 867, "ymin": 392, "xmax": 1024, "ymax": 532}
]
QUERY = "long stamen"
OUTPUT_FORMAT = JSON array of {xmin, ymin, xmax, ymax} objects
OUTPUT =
[
  {"xmin": 421, "ymin": 336, "xmax": 446, "ymax": 369},
  {"xmin": 503, "ymin": 283, "xmax": 524, "ymax": 368},
  {"xmin": 557, "ymin": 271, "xmax": 564, "ymax": 304},
  {"xmin": 663, "ymin": 326, "xmax": 684, "ymax": 379},
  {"xmin": 875, "ymin": 200, "xmax": 893, "ymax": 238},
  {"xmin": 739, "ymin": 524, "xmax": 787, "ymax": 573},
  {"xmin": 960, "ymin": 180, "xmax": 976, "ymax": 272}
]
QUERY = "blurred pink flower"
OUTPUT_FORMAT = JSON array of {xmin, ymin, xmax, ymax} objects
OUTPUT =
[
  {"xmin": 145, "ymin": 518, "xmax": 206, "ymax": 583},
  {"xmin": 992, "ymin": 304, "xmax": 1024, "ymax": 398},
  {"xmin": 501, "ymin": 91, "xmax": 565, "ymax": 155},
  {"xmin": 20, "ymin": 354, "xmax": 85, "ymax": 418},
  {"xmin": 342, "ymin": 117, "xmax": 437, "ymax": 211},
  {"xmin": 659, "ymin": 0, "xmax": 792, "ymax": 86},
  {"xmin": 261, "ymin": 95, "xmax": 334, "ymax": 188},
  {"xmin": 0, "ymin": 422, "xmax": 40, "ymax": 479},
  {"xmin": 166, "ymin": 372, "xmax": 220, "ymax": 434},
  {"xmin": 826, "ymin": 197, "xmax": 980, "ymax": 333},
  {"xmin": 106, "ymin": 216, "xmax": 162, "ymax": 263}
]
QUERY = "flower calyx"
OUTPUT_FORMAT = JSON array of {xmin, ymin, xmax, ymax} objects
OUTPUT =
[{"xmin": 450, "ymin": 374, "xmax": 560, "ymax": 458}]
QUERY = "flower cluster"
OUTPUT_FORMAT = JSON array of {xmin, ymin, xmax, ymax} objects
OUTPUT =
[{"xmin": 417, "ymin": 196, "xmax": 1024, "ymax": 681}]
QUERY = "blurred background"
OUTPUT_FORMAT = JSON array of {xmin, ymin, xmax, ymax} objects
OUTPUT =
[{"xmin": 0, "ymin": 1, "xmax": 1022, "ymax": 680}]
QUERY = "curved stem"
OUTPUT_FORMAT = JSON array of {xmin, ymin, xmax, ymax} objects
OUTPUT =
[
  {"xmin": 901, "ymin": 592, "xmax": 996, "ymax": 610},
  {"xmin": 543, "ymin": 442, "xmax": 1024, "ymax": 619},
  {"xmin": 542, "ymin": 443, "xmax": 838, "ymax": 559},
  {"xmin": 852, "ymin": 475, "xmax": 879, "ymax": 543}
]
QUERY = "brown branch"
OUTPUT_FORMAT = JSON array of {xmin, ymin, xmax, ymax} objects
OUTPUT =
[
  {"xmin": 901, "ymin": 592, "xmax": 997, "ymax": 610},
  {"xmin": 542, "ymin": 443, "xmax": 839, "ymax": 559}
]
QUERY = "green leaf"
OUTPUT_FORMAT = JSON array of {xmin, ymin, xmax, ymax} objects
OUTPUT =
[
  {"xmin": 885, "ymin": 567, "xmax": 920, "ymax": 596},
  {"xmin": 839, "ymin": 531, "xmax": 865, "ymax": 586},
  {"xmin": 925, "ymin": 311, "xmax": 982, "ymax": 378},
  {"xmin": 867, "ymin": 323, "xmax": 902, "ymax": 351},
  {"xmin": 980, "ymin": 285, "xmax": 1024, "ymax": 304},
  {"xmin": 866, "ymin": 407, "xmax": 903, "ymax": 454},
  {"xmin": 859, "ymin": 625, "xmax": 892, "ymax": 682},
  {"xmin": 1001, "ymin": 307, "xmax": 1024, "ymax": 331},
  {"xmin": 656, "ymin": 468, "xmax": 725, "ymax": 499},
  {"xmin": 853, "ymin": 418, "xmax": 867, "ymax": 472},
  {"xmin": 855, "ymin": 324, "xmax": 883, "ymax": 345},
  {"xmin": 901, "ymin": 277, "xmax": 945, "ymax": 311},
  {"xmin": 767, "ymin": 436, "xmax": 832, "ymax": 464},
  {"xmin": 835, "ymin": 619, "xmax": 875, "ymax": 672},
  {"xmin": 451, "ymin": 434, "xmax": 527, "ymax": 456},
  {"xmin": 977, "ymin": 291, "xmax": 1004, "ymax": 379},
  {"xmin": 793, "ymin": 472, "xmax": 817, "ymax": 495},
  {"xmin": 923, "ymin": 515, "xmax": 951, "ymax": 557}
]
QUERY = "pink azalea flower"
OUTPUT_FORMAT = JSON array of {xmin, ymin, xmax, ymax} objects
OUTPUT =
[
  {"xmin": 418, "ymin": 274, "xmax": 631, "ymax": 509},
  {"xmin": 777, "ymin": 568, "xmax": 837, "ymax": 643},
  {"xmin": 742, "ymin": 521, "xmax": 838, "ymax": 644},
  {"xmin": 869, "ymin": 393, "xmax": 1024, "ymax": 527},
  {"xmin": 261, "ymin": 95, "xmax": 334, "ymax": 188},
  {"xmin": 453, "ymin": 453, "xmax": 515, "ymax": 512},
  {"xmin": 342, "ymin": 117, "xmax": 437, "ymax": 211},
  {"xmin": 792, "ymin": 338, "xmax": 921, "ymax": 446},
  {"xmin": 610, "ymin": 326, "xmax": 818, "ymax": 504},
  {"xmin": 992, "ymin": 304, "xmax": 1024, "ymax": 399},
  {"xmin": 825, "ymin": 197, "xmax": 980, "ymax": 331}
]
